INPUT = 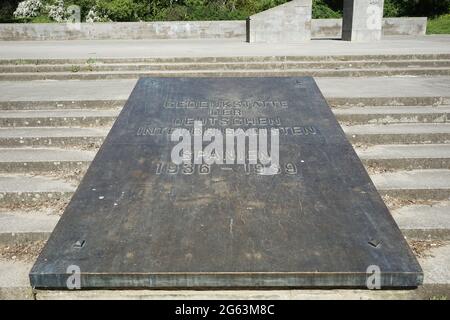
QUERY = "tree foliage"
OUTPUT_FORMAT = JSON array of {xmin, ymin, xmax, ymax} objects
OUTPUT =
[{"xmin": 4, "ymin": 0, "xmax": 450, "ymax": 22}]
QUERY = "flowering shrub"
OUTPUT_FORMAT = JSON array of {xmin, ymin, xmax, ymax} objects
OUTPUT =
[
  {"xmin": 13, "ymin": 0, "xmax": 43, "ymax": 19},
  {"xmin": 46, "ymin": 0, "xmax": 66, "ymax": 22},
  {"xmin": 85, "ymin": 7, "xmax": 110, "ymax": 22}
]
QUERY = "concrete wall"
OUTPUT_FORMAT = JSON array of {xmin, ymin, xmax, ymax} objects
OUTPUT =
[
  {"xmin": 0, "ymin": 21, "xmax": 246, "ymax": 41},
  {"xmin": 382, "ymin": 17, "xmax": 427, "ymax": 36},
  {"xmin": 247, "ymin": 0, "xmax": 312, "ymax": 43},
  {"xmin": 312, "ymin": 17, "xmax": 427, "ymax": 39},
  {"xmin": 312, "ymin": 19, "xmax": 343, "ymax": 39},
  {"xmin": 0, "ymin": 18, "xmax": 427, "ymax": 41}
]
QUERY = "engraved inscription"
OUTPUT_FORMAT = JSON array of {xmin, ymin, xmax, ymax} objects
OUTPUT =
[
  {"xmin": 172, "ymin": 117, "xmax": 282, "ymax": 126},
  {"xmin": 155, "ymin": 162, "xmax": 301, "ymax": 175},
  {"xmin": 136, "ymin": 126, "xmax": 319, "ymax": 136},
  {"xmin": 164, "ymin": 100, "xmax": 289, "ymax": 109}
]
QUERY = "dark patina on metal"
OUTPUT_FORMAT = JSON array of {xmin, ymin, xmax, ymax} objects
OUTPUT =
[{"xmin": 30, "ymin": 77, "xmax": 423, "ymax": 289}]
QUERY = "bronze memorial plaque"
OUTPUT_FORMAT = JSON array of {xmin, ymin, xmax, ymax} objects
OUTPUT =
[{"xmin": 30, "ymin": 77, "xmax": 423, "ymax": 289}]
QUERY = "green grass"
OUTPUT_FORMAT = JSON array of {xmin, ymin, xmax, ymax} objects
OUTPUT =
[
  {"xmin": 430, "ymin": 295, "xmax": 448, "ymax": 300},
  {"xmin": 427, "ymin": 14, "xmax": 450, "ymax": 34}
]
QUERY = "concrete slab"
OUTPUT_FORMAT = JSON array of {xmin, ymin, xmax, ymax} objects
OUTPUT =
[
  {"xmin": 34, "ymin": 242, "xmax": 450, "ymax": 299},
  {"xmin": 392, "ymin": 201, "xmax": 450, "ymax": 240},
  {"xmin": 0, "ymin": 77, "xmax": 449, "ymax": 102},
  {"xmin": 1, "ymin": 36, "xmax": 450, "ymax": 60},
  {"xmin": 0, "ymin": 210, "xmax": 59, "ymax": 245},
  {"xmin": 30, "ymin": 77, "xmax": 422, "ymax": 289},
  {"xmin": 0, "ymin": 148, "xmax": 95, "ymax": 162},
  {"xmin": 334, "ymin": 106, "xmax": 450, "ymax": 124},
  {"xmin": 34, "ymin": 288, "xmax": 424, "ymax": 300},
  {"xmin": 356, "ymin": 144, "xmax": 450, "ymax": 160},
  {"xmin": 344, "ymin": 123, "xmax": 450, "ymax": 144},
  {"xmin": 342, "ymin": 0, "xmax": 384, "ymax": 42},
  {"xmin": 0, "ymin": 127, "xmax": 108, "ymax": 138},
  {"xmin": 0, "ymin": 174, "xmax": 76, "ymax": 208},
  {"xmin": 0, "ymin": 210, "xmax": 59, "ymax": 233},
  {"xmin": 372, "ymin": 169, "xmax": 450, "ymax": 190},
  {"xmin": 419, "ymin": 243, "xmax": 450, "ymax": 285},
  {"xmin": 0, "ymin": 109, "xmax": 120, "ymax": 118},
  {"xmin": 344, "ymin": 123, "xmax": 450, "ymax": 135},
  {"xmin": 28, "ymin": 242, "xmax": 450, "ymax": 299},
  {"xmin": 356, "ymin": 144, "xmax": 450, "ymax": 170},
  {"xmin": 0, "ymin": 259, "xmax": 34, "ymax": 300},
  {"xmin": 334, "ymin": 106, "xmax": 450, "ymax": 115},
  {"xmin": 0, "ymin": 109, "xmax": 119, "ymax": 127},
  {"xmin": 316, "ymin": 77, "xmax": 450, "ymax": 98},
  {"xmin": 0, "ymin": 174, "xmax": 77, "ymax": 193},
  {"xmin": 0, "ymin": 80, "xmax": 134, "ymax": 102},
  {"xmin": 247, "ymin": 0, "xmax": 312, "ymax": 43}
]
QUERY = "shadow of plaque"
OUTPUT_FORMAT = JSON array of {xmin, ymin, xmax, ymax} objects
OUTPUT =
[{"xmin": 30, "ymin": 77, "xmax": 423, "ymax": 289}]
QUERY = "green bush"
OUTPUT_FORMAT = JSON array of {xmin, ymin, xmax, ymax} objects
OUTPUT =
[
  {"xmin": 150, "ymin": 0, "xmax": 293, "ymax": 21},
  {"xmin": 384, "ymin": 0, "xmax": 400, "ymax": 17},
  {"xmin": 385, "ymin": 0, "xmax": 450, "ymax": 18},
  {"xmin": 5, "ymin": 0, "xmax": 450, "ymax": 23},
  {"xmin": 152, "ymin": 4, "xmax": 189, "ymax": 21},
  {"xmin": 31, "ymin": 14, "xmax": 53, "ymax": 23},
  {"xmin": 312, "ymin": 0, "xmax": 341, "ymax": 19},
  {"xmin": 0, "ymin": 0, "xmax": 21, "ymax": 22},
  {"xmin": 96, "ymin": 0, "xmax": 138, "ymax": 21}
]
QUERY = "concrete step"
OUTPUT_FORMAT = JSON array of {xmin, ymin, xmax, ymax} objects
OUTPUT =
[
  {"xmin": 357, "ymin": 144, "xmax": 450, "ymax": 170},
  {"xmin": 0, "ymin": 100, "xmax": 127, "ymax": 111},
  {"xmin": 1, "ymin": 67, "xmax": 450, "ymax": 81},
  {"xmin": 2, "ymin": 60, "xmax": 450, "ymax": 73},
  {"xmin": 0, "ymin": 167, "xmax": 447, "ymax": 243},
  {"xmin": 31, "ymin": 286, "xmax": 450, "ymax": 300},
  {"xmin": 372, "ymin": 169, "xmax": 450, "ymax": 201},
  {"xmin": 26, "ymin": 241, "xmax": 450, "ymax": 299},
  {"xmin": 1, "ymin": 77, "xmax": 449, "ymax": 109},
  {"xmin": 2, "ymin": 53, "xmax": 450, "ymax": 65},
  {"xmin": 1, "ymin": 124, "xmax": 449, "ymax": 148},
  {"xmin": 0, "ymin": 106, "xmax": 447, "ymax": 128},
  {"xmin": 0, "ymin": 174, "xmax": 76, "ymax": 209},
  {"xmin": 0, "ymin": 148, "xmax": 95, "ymax": 174},
  {"xmin": 1, "ymin": 97, "xmax": 448, "ymax": 112},
  {"xmin": 393, "ymin": 201, "xmax": 450, "ymax": 241},
  {"xmin": 0, "ymin": 259, "xmax": 34, "ymax": 299},
  {"xmin": 2, "ymin": 200, "xmax": 447, "ymax": 247},
  {"xmin": 0, "ymin": 144, "xmax": 447, "ymax": 176},
  {"xmin": 419, "ymin": 242, "xmax": 450, "ymax": 289},
  {"xmin": 344, "ymin": 123, "xmax": 450, "ymax": 145},
  {"xmin": 0, "ymin": 109, "xmax": 119, "ymax": 127},
  {"xmin": 334, "ymin": 106, "xmax": 450, "ymax": 124},
  {"xmin": 0, "ymin": 127, "xmax": 107, "ymax": 148},
  {"xmin": 0, "ymin": 210, "xmax": 59, "ymax": 245},
  {"xmin": 1, "ymin": 242, "xmax": 449, "ymax": 299}
]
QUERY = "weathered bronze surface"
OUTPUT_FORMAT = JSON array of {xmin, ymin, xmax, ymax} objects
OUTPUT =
[{"xmin": 30, "ymin": 77, "xmax": 423, "ymax": 289}]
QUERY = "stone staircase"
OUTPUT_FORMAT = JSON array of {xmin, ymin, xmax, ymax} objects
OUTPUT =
[
  {"xmin": 0, "ymin": 54, "xmax": 449, "ymax": 299},
  {"xmin": 0, "ymin": 96, "xmax": 449, "ymax": 299},
  {"xmin": 0, "ymin": 54, "xmax": 450, "ymax": 80}
]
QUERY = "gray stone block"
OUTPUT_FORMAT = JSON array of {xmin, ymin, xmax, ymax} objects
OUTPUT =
[
  {"xmin": 383, "ymin": 17, "xmax": 427, "ymax": 36},
  {"xmin": 312, "ymin": 17, "xmax": 427, "ymax": 39},
  {"xmin": 342, "ymin": 0, "xmax": 385, "ymax": 42},
  {"xmin": 247, "ymin": 0, "xmax": 312, "ymax": 43}
]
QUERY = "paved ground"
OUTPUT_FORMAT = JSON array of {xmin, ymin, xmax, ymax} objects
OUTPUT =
[
  {"xmin": 0, "ymin": 76, "xmax": 449, "ymax": 102},
  {"xmin": 1, "ymin": 36, "xmax": 450, "ymax": 60}
]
